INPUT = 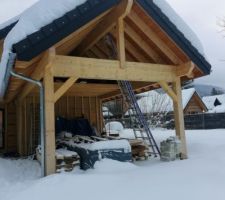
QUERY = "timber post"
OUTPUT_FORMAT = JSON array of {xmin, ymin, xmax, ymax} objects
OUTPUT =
[
  {"xmin": 172, "ymin": 78, "xmax": 188, "ymax": 159},
  {"xmin": 44, "ymin": 62, "xmax": 56, "ymax": 175}
]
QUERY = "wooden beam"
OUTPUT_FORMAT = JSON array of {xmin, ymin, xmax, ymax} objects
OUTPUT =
[
  {"xmin": 15, "ymin": 55, "xmax": 43, "ymax": 69},
  {"xmin": 0, "ymin": 40, "xmax": 3, "ymax": 57},
  {"xmin": 124, "ymin": 23, "xmax": 164, "ymax": 63},
  {"xmin": 116, "ymin": 0, "xmax": 133, "ymax": 68},
  {"xmin": 74, "ymin": 0, "xmax": 133, "ymax": 55},
  {"xmin": 53, "ymin": 56, "xmax": 177, "ymax": 82},
  {"xmin": 128, "ymin": 12, "xmax": 182, "ymax": 64},
  {"xmin": 111, "ymin": 30, "xmax": 149, "ymax": 62},
  {"xmin": 158, "ymin": 81, "xmax": 178, "ymax": 103},
  {"xmin": 177, "ymin": 61, "xmax": 195, "ymax": 78},
  {"xmin": 99, "ymin": 82, "xmax": 158, "ymax": 101},
  {"xmin": 55, "ymin": 9, "xmax": 111, "ymax": 55},
  {"xmin": 116, "ymin": 18, "xmax": 126, "ymax": 68},
  {"xmin": 44, "ymin": 63, "xmax": 56, "ymax": 175},
  {"xmin": 54, "ymin": 77, "xmax": 78, "ymax": 103},
  {"xmin": 172, "ymin": 78, "xmax": 188, "ymax": 159},
  {"xmin": 17, "ymin": 48, "xmax": 56, "ymax": 102}
]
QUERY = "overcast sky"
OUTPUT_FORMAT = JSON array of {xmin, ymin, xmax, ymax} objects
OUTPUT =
[
  {"xmin": 0, "ymin": 0, "xmax": 224, "ymax": 88},
  {"xmin": 167, "ymin": 0, "xmax": 225, "ymax": 88}
]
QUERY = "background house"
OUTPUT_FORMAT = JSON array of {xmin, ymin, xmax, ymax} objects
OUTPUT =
[
  {"xmin": 135, "ymin": 88, "xmax": 207, "ymax": 115},
  {"xmin": 203, "ymin": 94, "xmax": 225, "ymax": 113}
]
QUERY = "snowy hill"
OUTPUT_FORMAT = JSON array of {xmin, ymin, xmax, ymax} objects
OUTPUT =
[{"xmin": 185, "ymin": 83, "xmax": 225, "ymax": 97}]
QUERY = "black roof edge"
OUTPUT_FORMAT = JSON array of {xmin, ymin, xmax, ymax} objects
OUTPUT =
[
  {"xmin": 12, "ymin": 0, "xmax": 120, "ymax": 61},
  {"xmin": 137, "ymin": 0, "xmax": 212, "ymax": 75},
  {"xmin": 0, "ymin": 21, "xmax": 18, "ymax": 40}
]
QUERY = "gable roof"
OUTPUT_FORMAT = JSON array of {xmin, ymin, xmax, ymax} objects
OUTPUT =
[
  {"xmin": 136, "ymin": 0, "xmax": 211, "ymax": 75},
  {"xmin": 0, "ymin": 0, "xmax": 212, "ymax": 99},
  {"xmin": 0, "ymin": 0, "xmax": 37, "ymax": 38},
  {"xmin": 203, "ymin": 94, "xmax": 225, "ymax": 110}
]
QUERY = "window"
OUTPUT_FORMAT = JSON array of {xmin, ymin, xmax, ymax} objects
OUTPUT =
[{"xmin": 0, "ymin": 110, "xmax": 3, "ymax": 148}]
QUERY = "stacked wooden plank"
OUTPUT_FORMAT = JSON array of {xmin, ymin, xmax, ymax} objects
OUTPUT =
[
  {"xmin": 102, "ymin": 135, "xmax": 150, "ymax": 161},
  {"xmin": 36, "ymin": 147, "xmax": 80, "ymax": 173},
  {"xmin": 128, "ymin": 140, "xmax": 149, "ymax": 160},
  {"xmin": 55, "ymin": 149, "xmax": 80, "ymax": 172}
]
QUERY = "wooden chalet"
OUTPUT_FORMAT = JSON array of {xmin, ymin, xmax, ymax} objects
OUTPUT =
[
  {"xmin": 183, "ymin": 90, "xmax": 208, "ymax": 115},
  {"xmin": 0, "ymin": 0, "xmax": 211, "ymax": 175}
]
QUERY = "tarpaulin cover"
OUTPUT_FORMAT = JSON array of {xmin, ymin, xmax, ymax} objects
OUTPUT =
[{"xmin": 56, "ymin": 116, "xmax": 95, "ymax": 136}]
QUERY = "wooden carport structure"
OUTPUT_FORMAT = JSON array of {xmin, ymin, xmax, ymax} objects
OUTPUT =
[{"xmin": 0, "ymin": 0, "xmax": 211, "ymax": 175}]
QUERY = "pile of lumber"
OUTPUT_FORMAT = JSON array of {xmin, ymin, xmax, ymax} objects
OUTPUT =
[
  {"xmin": 129, "ymin": 140, "xmax": 149, "ymax": 160},
  {"xmin": 102, "ymin": 135, "xmax": 150, "ymax": 161},
  {"xmin": 55, "ymin": 149, "xmax": 80, "ymax": 172},
  {"xmin": 36, "ymin": 147, "xmax": 80, "ymax": 173}
]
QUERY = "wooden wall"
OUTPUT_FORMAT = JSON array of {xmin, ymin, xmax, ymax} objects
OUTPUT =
[
  {"xmin": 4, "ymin": 102, "xmax": 17, "ymax": 152},
  {"xmin": 55, "ymin": 96, "xmax": 102, "ymax": 131},
  {"xmin": 3, "ymin": 95, "xmax": 103, "ymax": 155},
  {"xmin": 184, "ymin": 94, "xmax": 207, "ymax": 115}
]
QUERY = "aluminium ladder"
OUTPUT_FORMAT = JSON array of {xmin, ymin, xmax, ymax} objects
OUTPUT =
[{"xmin": 105, "ymin": 34, "xmax": 160, "ymax": 157}]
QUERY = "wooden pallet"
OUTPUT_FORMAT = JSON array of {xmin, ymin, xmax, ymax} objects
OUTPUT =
[
  {"xmin": 36, "ymin": 147, "xmax": 80, "ymax": 172},
  {"xmin": 59, "ymin": 134, "xmax": 150, "ymax": 161}
]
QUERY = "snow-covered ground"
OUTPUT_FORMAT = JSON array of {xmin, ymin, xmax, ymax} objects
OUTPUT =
[{"xmin": 1, "ymin": 129, "xmax": 225, "ymax": 200}]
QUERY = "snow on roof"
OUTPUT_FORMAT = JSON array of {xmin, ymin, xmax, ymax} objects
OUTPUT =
[
  {"xmin": 203, "ymin": 94, "xmax": 225, "ymax": 110},
  {"xmin": 0, "ymin": 0, "xmax": 87, "ymax": 97},
  {"xmin": 153, "ymin": 0, "xmax": 204, "ymax": 55},
  {"xmin": 208, "ymin": 105, "xmax": 225, "ymax": 114},
  {"xmin": 0, "ymin": 0, "xmax": 38, "ymax": 30},
  {"xmin": 135, "ymin": 88, "xmax": 197, "ymax": 114},
  {"xmin": 0, "ymin": 0, "xmax": 209, "ymax": 98}
]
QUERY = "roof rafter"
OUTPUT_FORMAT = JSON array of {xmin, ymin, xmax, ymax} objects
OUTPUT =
[
  {"xmin": 127, "ymin": 11, "xmax": 182, "ymax": 65},
  {"xmin": 73, "ymin": 0, "xmax": 133, "ymax": 56}
]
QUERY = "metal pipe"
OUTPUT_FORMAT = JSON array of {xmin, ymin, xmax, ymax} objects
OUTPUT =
[{"xmin": 9, "ymin": 62, "xmax": 46, "ymax": 177}]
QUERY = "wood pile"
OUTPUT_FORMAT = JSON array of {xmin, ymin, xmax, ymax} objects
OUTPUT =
[
  {"xmin": 128, "ymin": 140, "xmax": 149, "ymax": 160},
  {"xmin": 36, "ymin": 147, "xmax": 80, "ymax": 173},
  {"xmin": 102, "ymin": 135, "xmax": 150, "ymax": 161},
  {"xmin": 55, "ymin": 149, "xmax": 80, "ymax": 172}
]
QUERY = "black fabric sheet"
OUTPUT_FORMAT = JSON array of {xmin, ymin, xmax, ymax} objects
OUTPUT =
[{"xmin": 56, "ymin": 117, "xmax": 95, "ymax": 137}]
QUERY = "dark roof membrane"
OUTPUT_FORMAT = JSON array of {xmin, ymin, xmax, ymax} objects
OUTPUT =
[
  {"xmin": 12, "ymin": 0, "xmax": 120, "ymax": 61},
  {"xmin": 3, "ymin": 0, "xmax": 211, "ymax": 76},
  {"xmin": 0, "ymin": 21, "xmax": 18, "ymax": 40}
]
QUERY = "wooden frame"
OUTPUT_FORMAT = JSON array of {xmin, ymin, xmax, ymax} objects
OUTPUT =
[
  {"xmin": 172, "ymin": 78, "xmax": 188, "ymax": 159},
  {"xmin": 44, "ymin": 61, "xmax": 56, "ymax": 175},
  {"xmin": 0, "ymin": 108, "xmax": 4, "ymax": 149},
  {"xmin": 2, "ymin": 0, "xmax": 203, "ymax": 175},
  {"xmin": 53, "ymin": 56, "xmax": 178, "ymax": 82}
]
